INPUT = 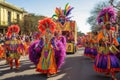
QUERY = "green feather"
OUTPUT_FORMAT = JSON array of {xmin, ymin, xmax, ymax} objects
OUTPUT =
[
  {"xmin": 65, "ymin": 3, "xmax": 69, "ymax": 10},
  {"xmin": 64, "ymin": 3, "xmax": 69, "ymax": 15},
  {"xmin": 64, "ymin": 10, "xmax": 66, "ymax": 15},
  {"xmin": 52, "ymin": 14, "xmax": 57, "ymax": 18}
]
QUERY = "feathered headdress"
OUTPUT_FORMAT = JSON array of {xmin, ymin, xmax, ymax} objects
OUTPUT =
[
  {"xmin": 97, "ymin": 6, "xmax": 117, "ymax": 25},
  {"xmin": 52, "ymin": 3, "xmax": 74, "ymax": 21},
  {"xmin": 7, "ymin": 25, "xmax": 20, "ymax": 34},
  {"xmin": 6, "ymin": 25, "xmax": 20, "ymax": 38},
  {"xmin": 38, "ymin": 18, "xmax": 56, "ymax": 34}
]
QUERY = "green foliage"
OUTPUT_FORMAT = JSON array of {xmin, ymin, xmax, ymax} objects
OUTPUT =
[{"xmin": 77, "ymin": 31, "xmax": 85, "ymax": 37}]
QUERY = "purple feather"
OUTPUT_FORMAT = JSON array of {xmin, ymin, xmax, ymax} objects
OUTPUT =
[
  {"xmin": 29, "ymin": 39, "xmax": 43, "ymax": 65},
  {"xmin": 97, "ymin": 6, "xmax": 117, "ymax": 24},
  {"xmin": 54, "ymin": 37, "xmax": 66, "ymax": 69},
  {"xmin": 60, "ymin": 36, "xmax": 66, "ymax": 47},
  {"xmin": 66, "ymin": 16, "xmax": 73, "ymax": 21},
  {"xmin": 66, "ymin": 7, "xmax": 74, "ymax": 16}
]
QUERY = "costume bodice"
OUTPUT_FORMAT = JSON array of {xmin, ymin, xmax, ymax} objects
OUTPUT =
[{"xmin": 6, "ymin": 39, "xmax": 20, "ymax": 51}]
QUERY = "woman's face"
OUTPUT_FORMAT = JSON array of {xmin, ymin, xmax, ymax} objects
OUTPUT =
[
  {"xmin": 106, "ymin": 24, "xmax": 111, "ymax": 30},
  {"xmin": 45, "ymin": 29, "xmax": 52, "ymax": 40}
]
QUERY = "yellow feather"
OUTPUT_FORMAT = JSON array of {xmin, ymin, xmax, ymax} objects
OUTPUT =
[{"xmin": 55, "ymin": 9, "xmax": 59, "ymax": 15}]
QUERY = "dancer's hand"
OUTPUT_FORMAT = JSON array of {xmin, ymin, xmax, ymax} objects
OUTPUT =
[{"xmin": 56, "ymin": 47, "xmax": 59, "ymax": 50}]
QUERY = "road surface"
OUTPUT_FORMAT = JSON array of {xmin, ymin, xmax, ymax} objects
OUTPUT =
[{"xmin": 0, "ymin": 48, "xmax": 120, "ymax": 80}]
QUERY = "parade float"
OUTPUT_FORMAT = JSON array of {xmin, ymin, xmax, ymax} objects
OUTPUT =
[{"xmin": 52, "ymin": 3, "xmax": 77, "ymax": 53}]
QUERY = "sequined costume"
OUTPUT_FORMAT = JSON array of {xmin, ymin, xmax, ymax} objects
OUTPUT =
[{"xmin": 5, "ymin": 25, "xmax": 23, "ymax": 69}]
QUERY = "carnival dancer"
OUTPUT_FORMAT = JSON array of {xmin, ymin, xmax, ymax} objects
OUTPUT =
[
  {"xmin": 36, "ymin": 18, "xmax": 58, "ymax": 77},
  {"xmin": 94, "ymin": 6, "xmax": 120, "ymax": 80},
  {"xmin": 84, "ymin": 33, "xmax": 93, "ymax": 58},
  {"xmin": 83, "ymin": 35, "xmax": 89, "ymax": 56},
  {"xmin": 90, "ymin": 31, "xmax": 98, "ymax": 59},
  {"xmin": 29, "ymin": 18, "xmax": 56, "ymax": 77},
  {"xmin": 5, "ymin": 25, "xmax": 24, "ymax": 69},
  {"xmin": 29, "ymin": 18, "xmax": 66, "ymax": 77},
  {"xmin": 84, "ymin": 32, "xmax": 98, "ymax": 60}
]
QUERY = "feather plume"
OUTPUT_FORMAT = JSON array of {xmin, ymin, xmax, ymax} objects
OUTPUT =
[
  {"xmin": 29, "ymin": 40, "xmax": 42, "ymax": 65},
  {"xmin": 97, "ymin": 6, "xmax": 117, "ymax": 24},
  {"xmin": 64, "ymin": 3, "xmax": 69, "ymax": 15},
  {"xmin": 55, "ymin": 7, "xmax": 60, "ymax": 16},
  {"xmin": 54, "ymin": 37, "xmax": 66, "ymax": 69},
  {"xmin": 52, "ymin": 3, "xmax": 74, "ymax": 21},
  {"xmin": 65, "ymin": 3, "xmax": 69, "ymax": 10},
  {"xmin": 66, "ymin": 7, "xmax": 74, "ymax": 16},
  {"xmin": 7, "ymin": 25, "xmax": 20, "ymax": 34},
  {"xmin": 38, "ymin": 18, "xmax": 56, "ymax": 34},
  {"xmin": 52, "ymin": 14, "xmax": 57, "ymax": 19}
]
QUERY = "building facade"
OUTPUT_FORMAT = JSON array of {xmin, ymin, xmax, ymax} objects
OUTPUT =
[{"xmin": 0, "ymin": 0, "xmax": 25, "ymax": 33}]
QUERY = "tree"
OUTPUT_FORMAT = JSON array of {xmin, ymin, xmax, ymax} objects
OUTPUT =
[
  {"xmin": 20, "ymin": 13, "xmax": 46, "ymax": 34},
  {"xmin": 87, "ymin": 1, "xmax": 109, "ymax": 31},
  {"xmin": 77, "ymin": 31, "xmax": 85, "ymax": 37},
  {"xmin": 109, "ymin": 0, "xmax": 120, "ymax": 10}
]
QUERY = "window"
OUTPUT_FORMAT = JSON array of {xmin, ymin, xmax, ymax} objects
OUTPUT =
[
  {"xmin": 17, "ymin": 14, "xmax": 19, "ymax": 23},
  {"xmin": 8, "ymin": 11, "xmax": 11, "ymax": 25}
]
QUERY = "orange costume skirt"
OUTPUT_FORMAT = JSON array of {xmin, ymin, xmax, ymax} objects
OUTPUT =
[{"xmin": 36, "ymin": 45, "xmax": 57, "ymax": 74}]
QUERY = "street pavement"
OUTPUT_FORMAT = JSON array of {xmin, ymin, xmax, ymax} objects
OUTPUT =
[{"xmin": 0, "ymin": 48, "xmax": 120, "ymax": 80}]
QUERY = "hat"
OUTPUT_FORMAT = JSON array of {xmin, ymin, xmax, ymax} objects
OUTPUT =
[{"xmin": 6, "ymin": 25, "xmax": 20, "ymax": 38}]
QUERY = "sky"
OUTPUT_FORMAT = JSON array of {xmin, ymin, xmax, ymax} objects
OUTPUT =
[{"xmin": 6, "ymin": 0, "xmax": 108, "ymax": 34}]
